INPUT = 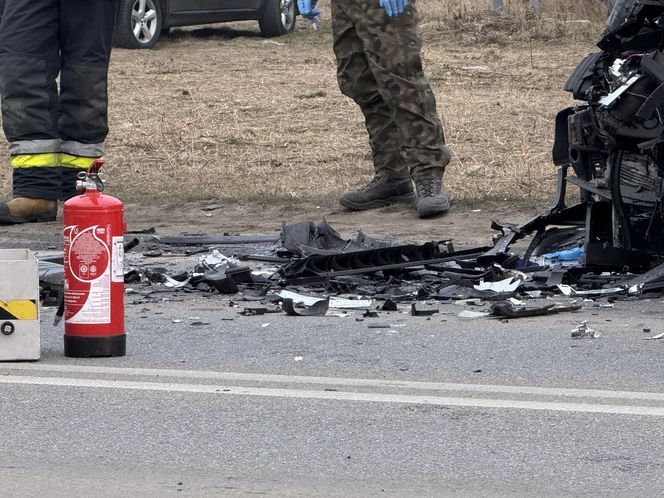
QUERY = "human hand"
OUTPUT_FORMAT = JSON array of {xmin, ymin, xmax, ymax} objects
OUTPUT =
[{"xmin": 379, "ymin": 0, "xmax": 410, "ymax": 17}]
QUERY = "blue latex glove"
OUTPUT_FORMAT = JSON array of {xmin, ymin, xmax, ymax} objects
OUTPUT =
[
  {"xmin": 379, "ymin": 0, "xmax": 410, "ymax": 17},
  {"xmin": 298, "ymin": 0, "xmax": 320, "ymax": 21}
]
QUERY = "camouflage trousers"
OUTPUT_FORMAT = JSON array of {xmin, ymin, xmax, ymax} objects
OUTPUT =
[{"xmin": 331, "ymin": 0, "xmax": 449, "ymax": 180}]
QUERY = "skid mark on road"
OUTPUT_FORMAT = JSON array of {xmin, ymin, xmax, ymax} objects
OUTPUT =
[{"xmin": 2, "ymin": 364, "xmax": 664, "ymax": 417}]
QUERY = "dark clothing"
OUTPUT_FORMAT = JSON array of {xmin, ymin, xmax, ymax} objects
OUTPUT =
[
  {"xmin": 331, "ymin": 0, "xmax": 449, "ymax": 181},
  {"xmin": 0, "ymin": 0, "xmax": 119, "ymax": 200}
]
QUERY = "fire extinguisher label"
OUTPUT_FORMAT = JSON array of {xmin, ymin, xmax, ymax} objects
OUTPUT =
[
  {"xmin": 112, "ymin": 236, "xmax": 124, "ymax": 283},
  {"xmin": 64, "ymin": 225, "xmax": 111, "ymax": 324}
]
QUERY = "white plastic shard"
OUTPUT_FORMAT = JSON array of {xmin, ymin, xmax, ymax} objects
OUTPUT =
[
  {"xmin": 557, "ymin": 284, "xmax": 623, "ymax": 297},
  {"xmin": 163, "ymin": 275, "xmax": 190, "ymax": 288},
  {"xmin": 277, "ymin": 290, "xmax": 372, "ymax": 309},
  {"xmin": 474, "ymin": 277, "xmax": 522, "ymax": 293}
]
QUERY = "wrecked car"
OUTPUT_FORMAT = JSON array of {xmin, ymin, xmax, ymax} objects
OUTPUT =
[{"xmin": 538, "ymin": 0, "xmax": 664, "ymax": 270}]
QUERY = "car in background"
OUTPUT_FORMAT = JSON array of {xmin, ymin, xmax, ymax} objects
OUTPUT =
[
  {"xmin": 115, "ymin": 0, "xmax": 299, "ymax": 48},
  {"xmin": 0, "ymin": 0, "xmax": 298, "ymax": 49}
]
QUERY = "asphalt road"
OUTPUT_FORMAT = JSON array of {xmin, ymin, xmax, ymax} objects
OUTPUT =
[{"xmin": 2, "ymin": 294, "xmax": 664, "ymax": 497}]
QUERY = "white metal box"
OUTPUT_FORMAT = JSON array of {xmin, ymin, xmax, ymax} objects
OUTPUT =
[{"xmin": 0, "ymin": 249, "xmax": 40, "ymax": 361}]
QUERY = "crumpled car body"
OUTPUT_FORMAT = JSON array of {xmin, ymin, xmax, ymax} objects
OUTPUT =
[{"xmin": 552, "ymin": 0, "xmax": 664, "ymax": 267}]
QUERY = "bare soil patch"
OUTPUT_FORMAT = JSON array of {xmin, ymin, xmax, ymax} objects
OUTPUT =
[
  {"xmin": 0, "ymin": 6, "xmax": 604, "ymax": 220},
  {"xmin": 0, "ymin": 198, "xmax": 543, "ymax": 252}
]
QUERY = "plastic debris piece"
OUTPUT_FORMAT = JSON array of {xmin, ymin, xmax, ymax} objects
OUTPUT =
[
  {"xmin": 204, "ymin": 269, "xmax": 239, "ymax": 294},
  {"xmin": 368, "ymin": 323, "xmax": 391, "ymax": 329},
  {"xmin": 491, "ymin": 301, "xmax": 581, "ymax": 318},
  {"xmin": 126, "ymin": 227, "xmax": 156, "ymax": 234},
  {"xmin": 382, "ymin": 299, "xmax": 398, "ymax": 311},
  {"xmin": 543, "ymin": 247, "xmax": 584, "ymax": 262},
  {"xmin": 558, "ymin": 285, "xmax": 624, "ymax": 297},
  {"xmin": 278, "ymin": 290, "xmax": 372, "ymax": 309},
  {"xmin": 164, "ymin": 275, "xmax": 190, "ymax": 288},
  {"xmin": 124, "ymin": 238, "xmax": 140, "ymax": 253},
  {"xmin": 241, "ymin": 307, "xmax": 267, "ymax": 316},
  {"xmin": 200, "ymin": 250, "xmax": 242, "ymax": 271},
  {"xmin": 282, "ymin": 297, "xmax": 330, "ymax": 317},
  {"xmin": 571, "ymin": 321, "xmax": 600, "ymax": 339},
  {"xmin": 474, "ymin": 277, "xmax": 522, "ymax": 293},
  {"xmin": 411, "ymin": 303, "xmax": 440, "ymax": 316},
  {"xmin": 280, "ymin": 219, "xmax": 392, "ymax": 257}
]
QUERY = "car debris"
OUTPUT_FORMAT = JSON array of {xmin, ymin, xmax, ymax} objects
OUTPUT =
[
  {"xmin": 490, "ymin": 301, "xmax": 582, "ymax": 319},
  {"xmin": 280, "ymin": 219, "xmax": 392, "ymax": 256},
  {"xmin": 367, "ymin": 323, "xmax": 391, "ymax": 329},
  {"xmin": 410, "ymin": 303, "xmax": 440, "ymax": 317},
  {"xmin": 282, "ymin": 297, "xmax": 330, "ymax": 317},
  {"xmin": 474, "ymin": 277, "xmax": 523, "ymax": 294},
  {"xmin": 382, "ymin": 299, "xmax": 399, "ymax": 311},
  {"xmin": 277, "ymin": 290, "xmax": 372, "ymax": 310},
  {"xmin": 571, "ymin": 321, "xmax": 600, "ymax": 339}
]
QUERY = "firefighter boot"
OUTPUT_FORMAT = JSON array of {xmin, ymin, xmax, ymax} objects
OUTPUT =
[
  {"xmin": 339, "ymin": 176, "xmax": 415, "ymax": 211},
  {"xmin": 415, "ymin": 177, "xmax": 450, "ymax": 218},
  {"xmin": 0, "ymin": 197, "xmax": 58, "ymax": 225}
]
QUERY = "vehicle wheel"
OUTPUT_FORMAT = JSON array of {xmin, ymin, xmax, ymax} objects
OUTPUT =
[
  {"xmin": 259, "ymin": 0, "xmax": 296, "ymax": 38},
  {"xmin": 114, "ymin": 0, "xmax": 162, "ymax": 49}
]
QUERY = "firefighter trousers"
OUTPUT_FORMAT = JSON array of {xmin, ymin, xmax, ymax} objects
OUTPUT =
[{"xmin": 0, "ymin": 0, "xmax": 119, "ymax": 200}]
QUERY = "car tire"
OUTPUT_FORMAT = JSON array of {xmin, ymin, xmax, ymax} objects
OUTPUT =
[
  {"xmin": 114, "ymin": 0, "xmax": 163, "ymax": 49},
  {"xmin": 259, "ymin": 0, "xmax": 296, "ymax": 38}
]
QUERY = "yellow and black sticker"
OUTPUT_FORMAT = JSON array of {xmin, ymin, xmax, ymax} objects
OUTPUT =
[{"xmin": 0, "ymin": 300, "xmax": 38, "ymax": 320}]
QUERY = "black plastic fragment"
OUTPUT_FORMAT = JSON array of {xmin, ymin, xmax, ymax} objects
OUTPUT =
[
  {"xmin": 282, "ymin": 298, "xmax": 330, "ymax": 316},
  {"xmin": 411, "ymin": 303, "xmax": 440, "ymax": 316},
  {"xmin": 280, "ymin": 219, "xmax": 392, "ymax": 257},
  {"xmin": 382, "ymin": 299, "xmax": 398, "ymax": 311},
  {"xmin": 124, "ymin": 238, "xmax": 140, "ymax": 253},
  {"xmin": 280, "ymin": 243, "xmax": 489, "ymax": 281},
  {"xmin": 204, "ymin": 268, "xmax": 239, "ymax": 294},
  {"xmin": 126, "ymin": 227, "xmax": 156, "ymax": 234},
  {"xmin": 489, "ymin": 301, "xmax": 581, "ymax": 318}
]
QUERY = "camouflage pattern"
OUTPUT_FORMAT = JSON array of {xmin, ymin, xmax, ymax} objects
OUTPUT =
[{"xmin": 331, "ymin": 0, "xmax": 449, "ymax": 181}]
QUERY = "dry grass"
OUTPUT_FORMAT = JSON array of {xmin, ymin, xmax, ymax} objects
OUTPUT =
[{"xmin": 0, "ymin": 0, "xmax": 608, "ymax": 206}]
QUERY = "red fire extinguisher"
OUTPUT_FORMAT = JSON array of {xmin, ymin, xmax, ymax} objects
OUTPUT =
[{"xmin": 63, "ymin": 159, "xmax": 126, "ymax": 357}]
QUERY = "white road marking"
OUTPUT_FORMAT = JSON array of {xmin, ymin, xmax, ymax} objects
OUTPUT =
[
  {"xmin": 3, "ymin": 362, "xmax": 664, "ymax": 402},
  {"xmin": 2, "ymin": 363, "xmax": 664, "ymax": 416},
  {"xmin": 1, "ymin": 374, "xmax": 664, "ymax": 416}
]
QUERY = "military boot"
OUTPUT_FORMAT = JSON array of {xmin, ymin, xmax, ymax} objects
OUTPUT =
[
  {"xmin": 415, "ymin": 177, "xmax": 450, "ymax": 218},
  {"xmin": 339, "ymin": 176, "xmax": 415, "ymax": 211},
  {"xmin": 0, "ymin": 197, "xmax": 58, "ymax": 225}
]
